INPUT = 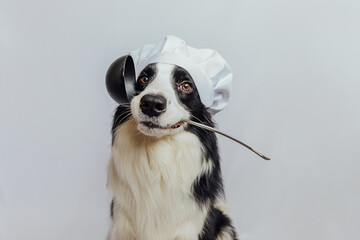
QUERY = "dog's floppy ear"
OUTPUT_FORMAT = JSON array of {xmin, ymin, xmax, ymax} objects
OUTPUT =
[{"xmin": 106, "ymin": 55, "xmax": 136, "ymax": 104}]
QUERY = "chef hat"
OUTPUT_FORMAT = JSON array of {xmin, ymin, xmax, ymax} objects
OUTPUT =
[{"xmin": 130, "ymin": 35, "xmax": 232, "ymax": 115}]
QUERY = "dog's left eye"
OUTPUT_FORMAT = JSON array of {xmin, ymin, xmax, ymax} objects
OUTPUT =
[
  {"xmin": 178, "ymin": 82, "xmax": 193, "ymax": 93},
  {"xmin": 139, "ymin": 76, "xmax": 149, "ymax": 85}
]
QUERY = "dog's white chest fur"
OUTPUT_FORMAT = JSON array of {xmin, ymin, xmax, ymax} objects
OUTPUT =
[{"xmin": 107, "ymin": 119, "xmax": 210, "ymax": 240}]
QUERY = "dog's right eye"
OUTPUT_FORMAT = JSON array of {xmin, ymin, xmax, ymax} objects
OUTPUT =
[
  {"xmin": 178, "ymin": 82, "xmax": 193, "ymax": 93},
  {"xmin": 139, "ymin": 76, "xmax": 149, "ymax": 85}
]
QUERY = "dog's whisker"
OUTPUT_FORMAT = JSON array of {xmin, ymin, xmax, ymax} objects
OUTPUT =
[
  {"xmin": 186, "ymin": 120, "xmax": 270, "ymax": 160},
  {"xmin": 203, "ymin": 115, "xmax": 212, "ymax": 125},
  {"xmin": 189, "ymin": 116, "xmax": 208, "ymax": 133},
  {"xmin": 114, "ymin": 108, "xmax": 131, "ymax": 116},
  {"xmin": 114, "ymin": 110, "xmax": 132, "ymax": 124},
  {"xmin": 135, "ymin": 131, "xmax": 142, "ymax": 137},
  {"xmin": 117, "ymin": 112, "xmax": 132, "ymax": 124},
  {"xmin": 190, "ymin": 116, "xmax": 205, "ymax": 124},
  {"xmin": 119, "ymin": 103, "xmax": 131, "ymax": 107}
]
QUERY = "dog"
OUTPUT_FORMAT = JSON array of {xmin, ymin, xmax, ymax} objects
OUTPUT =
[{"xmin": 106, "ymin": 62, "xmax": 237, "ymax": 240}]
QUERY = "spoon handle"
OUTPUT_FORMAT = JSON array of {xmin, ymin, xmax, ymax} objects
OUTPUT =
[{"xmin": 187, "ymin": 120, "xmax": 270, "ymax": 160}]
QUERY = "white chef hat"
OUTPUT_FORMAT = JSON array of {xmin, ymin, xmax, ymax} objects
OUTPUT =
[{"xmin": 130, "ymin": 35, "xmax": 232, "ymax": 115}]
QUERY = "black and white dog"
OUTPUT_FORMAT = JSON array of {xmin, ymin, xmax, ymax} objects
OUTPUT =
[{"xmin": 106, "ymin": 62, "xmax": 237, "ymax": 240}]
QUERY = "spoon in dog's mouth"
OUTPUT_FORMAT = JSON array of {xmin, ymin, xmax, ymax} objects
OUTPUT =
[
  {"xmin": 140, "ymin": 121, "xmax": 184, "ymax": 129},
  {"xmin": 169, "ymin": 121, "xmax": 184, "ymax": 129},
  {"xmin": 140, "ymin": 120, "xmax": 270, "ymax": 160}
]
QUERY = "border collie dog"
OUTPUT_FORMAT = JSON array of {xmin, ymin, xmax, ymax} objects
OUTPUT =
[{"xmin": 106, "ymin": 62, "xmax": 237, "ymax": 240}]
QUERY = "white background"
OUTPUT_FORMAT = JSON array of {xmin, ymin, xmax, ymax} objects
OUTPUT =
[{"xmin": 1, "ymin": 0, "xmax": 359, "ymax": 239}]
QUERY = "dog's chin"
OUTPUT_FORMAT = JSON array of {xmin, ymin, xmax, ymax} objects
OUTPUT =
[{"xmin": 136, "ymin": 120, "xmax": 185, "ymax": 137}]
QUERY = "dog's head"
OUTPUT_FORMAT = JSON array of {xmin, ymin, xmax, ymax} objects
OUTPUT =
[
  {"xmin": 130, "ymin": 62, "xmax": 208, "ymax": 137},
  {"xmin": 107, "ymin": 36, "xmax": 232, "ymax": 139}
]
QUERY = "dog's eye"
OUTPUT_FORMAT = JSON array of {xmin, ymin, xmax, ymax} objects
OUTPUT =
[
  {"xmin": 179, "ymin": 82, "xmax": 193, "ymax": 92},
  {"xmin": 139, "ymin": 76, "xmax": 149, "ymax": 85}
]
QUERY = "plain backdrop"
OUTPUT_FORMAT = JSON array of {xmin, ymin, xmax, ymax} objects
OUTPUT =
[{"xmin": 1, "ymin": 0, "xmax": 360, "ymax": 239}]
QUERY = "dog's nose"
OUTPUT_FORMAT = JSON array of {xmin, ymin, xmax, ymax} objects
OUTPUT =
[{"xmin": 140, "ymin": 94, "xmax": 167, "ymax": 117}]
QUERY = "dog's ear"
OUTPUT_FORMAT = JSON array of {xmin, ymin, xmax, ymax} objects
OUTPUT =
[{"xmin": 106, "ymin": 55, "xmax": 136, "ymax": 104}]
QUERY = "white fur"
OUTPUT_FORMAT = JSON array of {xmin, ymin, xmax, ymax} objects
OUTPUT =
[{"xmin": 107, "ymin": 119, "xmax": 210, "ymax": 240}]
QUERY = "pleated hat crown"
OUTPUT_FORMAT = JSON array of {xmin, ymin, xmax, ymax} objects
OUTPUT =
[{"xmin": 130, "ymin": 35, "xmax": 233, "ymax": 115}]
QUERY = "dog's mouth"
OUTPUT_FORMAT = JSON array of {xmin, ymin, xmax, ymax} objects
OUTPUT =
[{"xmin": 140, "ymin": 120, "xmax": 185, "ymax": 130}]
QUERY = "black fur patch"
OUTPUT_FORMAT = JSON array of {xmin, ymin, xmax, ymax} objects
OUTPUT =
[
  {"xmin": 111, "ymin": 105, "xmax": 132, "ymax": 144},
  {"xmin": 171, "ymin": 66, "xmax": 224, "ymax": 205},
  {"xmin": 135, "ymin": 63, "xmax": 157, "ymax": 92},
  {"xmin": 199, "ymin": 205, "xmax": 238, "ymax": 240},
  {"xmin": 110, "ymin": 199, "xmax": 114, "ymax": 218}
]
